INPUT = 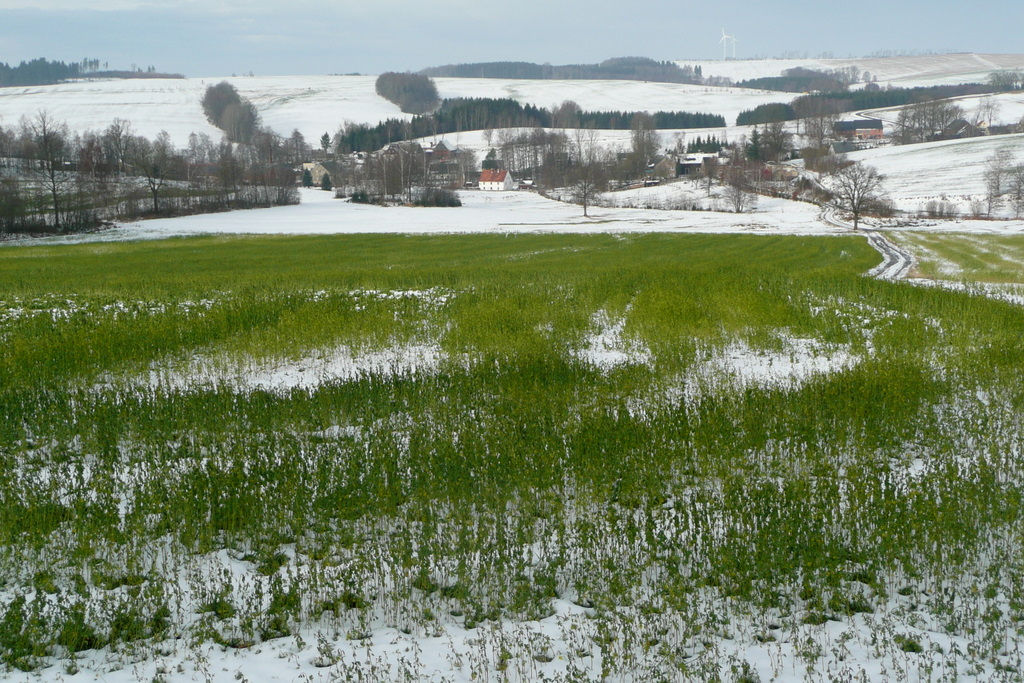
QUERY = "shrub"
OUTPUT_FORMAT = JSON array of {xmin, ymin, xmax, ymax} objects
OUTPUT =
[
  {"xmin": 349, "ymin": 190, "xmax": 376, "ymax": 204},
  {"xmin": 375, "ymin": 72, "xmax": 440, "ymax": 115},
  {"xmin": 414, "ymin": 188, "xmax": 462, "ymax": 207}
]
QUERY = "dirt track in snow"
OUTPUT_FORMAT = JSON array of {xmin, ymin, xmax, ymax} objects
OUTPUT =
[{"xmin": 819, "ymin": 206, "xmax": 916, "ymax": 280}]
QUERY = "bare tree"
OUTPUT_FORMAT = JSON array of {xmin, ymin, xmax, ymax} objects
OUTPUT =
[
  {"xmin": 216, "ymin": 140, "xmax": 244, "ymax": 199},
  {"xmin": 393, "ymin": 141, "xmax": 423, "ymax": 203},
  {"xmin": 22, "ymin": 111, "xmax": 73, "ymax": 230},
  {"xmin": 823, "ymin": 161, "xmax": 886, "ymax": 229},
  {"xmin": 286, "ymin": 129, "xmax": 308, "ymax": 164},
  {"xmin": 628, "ymin": 112, "xmax": 659, "ymax": 180},
  {"xmin": 0, "ymin": 122, "xmax": 15, "ymax": 165},
  {"xmin": 923, "ymin": 99, "xmax": 965, "ymax": 139},
  {"xmin": 0, "ymin": 177, "xmax": 29, "ymax": 234},
  {"xmin": 102, "ymin": 118, "xmax": 134, "ymax": 174},
  {"xmin": 796, "ymin": 98, "xmax": 842, "ymax": 148},
  {"xmin": 972, "ymin": 95, "xmax": 1000, "ymax": 129},
  {"xmin": 127, "ymin": 130, "xmax": 180, "ymax": 214},
  {"xmin": 252, "ymin": 127, "xmax": 282, "ymax": 165},
  {"xmin": 723, "ymin": 164, "xmax": 757, "ymax": 213},
  {"xmin": 77, "ymin": 131, "xmax": 118, "ymax": 214},
  {"xmin": 698, "ymin": 156, "xmax": 719, "ymax": 196},
  {"xmin": 552, "ymin": 100, "xmax": 581, "ymax": 129},
  {"xmin": 895, "ymin": 99, "xmax": 966, "ymax": 144},
  {"xmin": 454, "ymin": 147, "xmax": 478, "ymax": 188},
  {"xmin": 984, "ymin": 149, "xmax": 1013, "ymax": 216},
  {"xmin": 1008, "ymin": 164, "xmax": 1024, "ymax": 218},
  {"xmin": 569, "ymin": 128, "xmax": 607, "ymax": 217}
]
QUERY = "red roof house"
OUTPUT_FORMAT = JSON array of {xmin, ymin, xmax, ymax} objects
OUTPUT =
[{"xmin": 478, "ymin": 169, "xmax": 515, "ymax": 191}]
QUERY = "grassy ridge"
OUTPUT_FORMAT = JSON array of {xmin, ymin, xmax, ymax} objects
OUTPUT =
[{"xmin": 1, "ymin": 233, "xmax": 1023, "ymax": 679}]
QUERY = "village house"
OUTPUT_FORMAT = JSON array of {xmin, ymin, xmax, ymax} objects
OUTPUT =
[
  {"xmin": 833, "ymin": 119, "xmax": 884, "ymax": 141},
  {"xmin": 940, "ymin": 118, "xmax": 987, "ymax": 140},
  {"xmin": 675, "ymin": 153, "xmax": 719, "ymax": 177},
  {"xmin": 302, "ymin": 162, "xmax": 334, "ymax": 187},
  {"xmin": 478, "ymin": 169, "xmax": 515, "ymax": 191}
]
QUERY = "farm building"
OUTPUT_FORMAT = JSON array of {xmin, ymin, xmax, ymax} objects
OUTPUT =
[
  {"xmin": 479, "ymin": 169, "xmax": 515, "ymax": 191},
  {"xmin": 834, "ymin": 119, "xmax": 884, "ymax": 141}
]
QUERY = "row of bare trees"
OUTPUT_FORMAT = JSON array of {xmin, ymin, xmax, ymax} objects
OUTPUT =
[
  {"xmin": 0, "ymin": 112, "xmax": 299, "ymax": 236},
  {"xmin": 984, "ymin": 150, "xmax": 1024, "ymax": 218},
  {"xmin": 332, "ymin": 143, "xmax": 479, "ymax": 203}
]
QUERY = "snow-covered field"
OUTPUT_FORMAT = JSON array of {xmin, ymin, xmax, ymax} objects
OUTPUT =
[
  {"xmin": 0, "ymin": 75, "xmax": 407, "ymax": 145},
  {"xmin": 848, "ymin": 133, "xmax": 1024, "ymax": 215},
  {"xmin": 2, "ymin": 53, "xmax": 1021, "ymax": 146},
  {"xmin": 0, "ymin": 75, "xmax": 783, "ymax": 145},
  {"xmin": 434, "ymin": 77, "xmax": 796, "ymax": 127},
  {"xmin": 684, "ymin": 53, "xmax": 1024, "ymax": 89},
  {"xmin": 11, "ymin": 179, "xmax": 1024, "ymax": 251},
  {"xmin": 17, "ymin": 186, "xmax": 835, "ymax": 245},
  {"xmin": 849, "ymin": 91, "xmax": 1024, "ymax": 131}
]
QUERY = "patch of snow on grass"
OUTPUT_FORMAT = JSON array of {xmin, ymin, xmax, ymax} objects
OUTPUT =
[
  {"xmin": 629, "ymin": 335, "xmax": 862, "ymax": 418},
  {"xmin": 576, "ymin": 309, "xmax": 651, "ymax": 369},
  {"xmin": 245, "ymin": 342, "xmax": 443, "ymax": 392},
  {"xmin": 699, "ymin": 336, "xmax": 861, "ymax": 389},
  {"xmin": 910, "ymin": 279, "xmax": 1024, "ymax": 306},
  {"xmin": 99, "ymin": 341, "xmax": 444, "ymax": 395}
]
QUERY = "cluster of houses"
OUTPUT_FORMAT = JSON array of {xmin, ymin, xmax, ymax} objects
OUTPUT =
[
  {"xmin": 302, "ymin": 115, "xmax": 980, "ymax": 195},
  {"xmin": 831, "ymin": 115, "xmax": 997, "ymax": 152},
  {"xmin": 302, "ymin": 144, "xmax": 802, "ymax": 196}
]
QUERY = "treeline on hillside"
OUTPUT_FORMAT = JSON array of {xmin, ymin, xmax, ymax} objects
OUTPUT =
[
  {"xmin": 577, "ymin": 110, "xmax": 725, "ymax": 129},
  {"xmin": 0, "ymin": 58, "xmax": 182, "ymax": 87},
  {"xmin": 736, "ymin": 103, "xmax": 796, "ymax": 126},
  {"xmin": 336, "ymin": 97, "xmax": 724, "ymax": 153},
  {"xmin": 421, "ymin": 57, "xmax": 706, "ymax": 85},
  {"xmin": 201, "ymin": 81, "xmax": 261, "ymax": 144},
  {"xmin": 989, "ymin": 70, "xmax": 1024, "ymax": 91},
  {"xmin": 741, "ymin": 66, "xmax": 1021, "ymax": 99},
  {"xmin": 795, "ymin": 83, "xmax": 994, "ymax": 113},
  {"xmin": 736, "ymin": 83, "xmax": 998, "ymax": 126},
  {"xmin": 0, "ymin": 58, "xmax": 83, "ymax": 87},
  {"xmin": 0, "ymin": 113, "xmax": 298, "ymax": 235},
  {"xmin": 375, "ymin": 72, "xmax": 439, "ymax": 114},
  {"xmin": 737, "ymin": 66, "xmax": 867, "ymax": 93}
]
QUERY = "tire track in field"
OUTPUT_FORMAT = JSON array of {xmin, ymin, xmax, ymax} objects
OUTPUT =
[{"xmin": 820, "ymin": 206, "xmax": 916, "ymax": 280}]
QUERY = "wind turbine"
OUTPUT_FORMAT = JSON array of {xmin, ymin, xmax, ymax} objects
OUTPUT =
[
  {"xmin": 730, "ymin": 35, "xmax": 738, "ymax": 59},
  {"xmin": 719, "ymin": 29, "xmax": 731, "ymax": 61}
]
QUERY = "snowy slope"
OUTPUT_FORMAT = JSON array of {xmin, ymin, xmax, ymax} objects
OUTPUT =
[
  {"xmin": 0, "ymin": 78, "xmax": 224, "ymax": 143},
  {"xmin": 683, "ymin": 53, "xmax": 1024, "ymax": 89},
  {"xmin": 2, "ymin": 53, "xmax": 1020, "ymax": 146},
  {"xmin": 434, "ymin": 77, "xmax": 795, "ymax": 126},
  {"xmin": 0, "ymin": 75, "xmax": 786, "ymax": 146},
  {"xmin": 853, "ymin": 91, "xmax": 1024, "ymax": 128},
  {"xmin": 0, "ymin": 76, "xmax": 410, "ymax": 146},
  {"xmin": 848, "ymin": 134, "xmax": 1024, "ymax": 214},
  {"xmin": 28, "ymin": 186, "xmax": 830, "ymax": 244}
]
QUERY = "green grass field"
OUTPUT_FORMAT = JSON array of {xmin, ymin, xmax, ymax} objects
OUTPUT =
[
  {"xmin": 2, "ymin": 233, "xmax": 1023, "ymax": 680},
  {"xmin": 893, "ymin": 231, "xmax": 1024, "ymax": 283}
]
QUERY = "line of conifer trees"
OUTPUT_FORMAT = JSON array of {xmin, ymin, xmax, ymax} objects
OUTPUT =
[{"xmin": 334, "ymin": 98, "xmax": 725, "ymax": 153}]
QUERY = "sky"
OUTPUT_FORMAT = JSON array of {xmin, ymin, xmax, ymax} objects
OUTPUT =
[{"xmin": 0, "ymin": 0, "xmax": 1021, "ymax": 77}]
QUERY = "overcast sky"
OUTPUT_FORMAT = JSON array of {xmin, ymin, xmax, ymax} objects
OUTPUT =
[{"xmin": 0, "ymin": 0, "xmax": 1021, "ymax": 77}]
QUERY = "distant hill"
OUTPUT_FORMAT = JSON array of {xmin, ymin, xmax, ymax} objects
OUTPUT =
[
  {"xmin": 421, "ymin": 57, "xmax": 705, "ymax": 85},
  {"xmin": 685, "ymin": 53, "xmax": 1024, "ymax": 89},
  {"xmin": 0, "ymin": 57, "xmax": 183, "ymax": 88}
]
